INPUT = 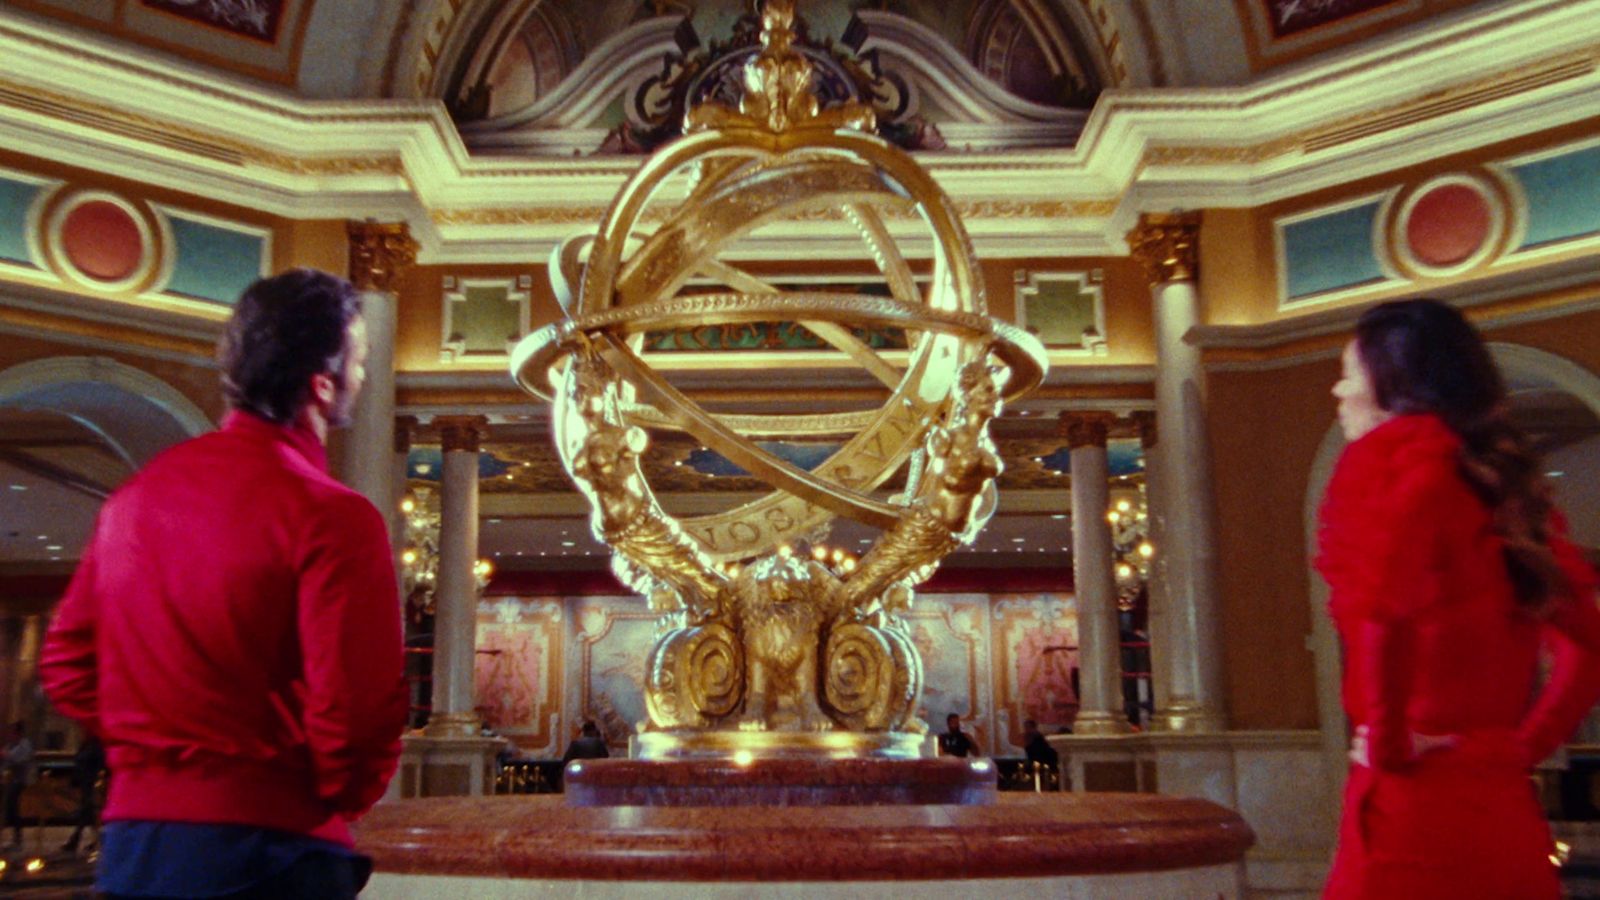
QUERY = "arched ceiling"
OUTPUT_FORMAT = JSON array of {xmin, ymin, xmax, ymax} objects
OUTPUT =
[{"xmin": 2, "ymin": 1, "xmax": 1501, "ymax": 122}]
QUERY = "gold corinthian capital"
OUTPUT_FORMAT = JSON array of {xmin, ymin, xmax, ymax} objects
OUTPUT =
[
  {"xmin": 1127, "ymin": 212, "xmax": 1201, "ymax": 285},
  {"xmin": 347, "ymin": 220, "xmax": 419, "ymax": 294}
]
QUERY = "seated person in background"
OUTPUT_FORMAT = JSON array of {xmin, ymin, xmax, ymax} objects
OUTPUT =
[
  {"xmin": 1022, "ymin": 719, "xmax": 1059, "ymax": 770},
  {"xmin": 561, "ymin": 721, "xmax": 610, "ymax": 765},
  {"xmin": 937, "ymin": 713, "xmax": 976, "ymax": 758}
]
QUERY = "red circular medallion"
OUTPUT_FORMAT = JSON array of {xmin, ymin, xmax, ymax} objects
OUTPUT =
[
  {"xmin": 59, "ymin": 200, "xmax": 145, "ymax": 283},
  {"xmin": 1404, "ymin": 184, "xmax": 1492, "ymax": 268}
]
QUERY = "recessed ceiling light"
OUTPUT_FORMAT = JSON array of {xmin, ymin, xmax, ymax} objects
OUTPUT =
[
  {"xmin": 45, "ymin": 545, "xmax": 62, "ymax": 552},
  {"xmin": 8, "ymin": 484, "xmax": 25, "ymax": 491},
  {"xmin": 1050, "ymin": 514, "xmax": 1066, "ymax": 520},
  {"xmin": 1548, "ymin": 470, "xmax": 1566, "ymax": 478},
  {"xmin": 1011, "ymin": 538, "xmax": 1025, "ymax": 543},
  {"xmin": 561, "ymin": 541, "xmax": 575, "ymax": 547},
  {"xmin": 487, "ymin": 518, "xmax": 502, "ymax": 524},
  {"xmin": 36, "ymin": 535, "xmax": 47, "ymax": 541}
]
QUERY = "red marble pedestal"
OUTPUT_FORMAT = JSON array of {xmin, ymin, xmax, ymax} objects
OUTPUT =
[{"xmin": 356, "ymin": 790, "xmax": 1255, "ymax": 897}]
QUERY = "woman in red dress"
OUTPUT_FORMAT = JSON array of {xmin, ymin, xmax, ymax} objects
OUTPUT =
[{"xmin": 1318, "ymin": 299, "xmax": 1600, "ymax": 899}]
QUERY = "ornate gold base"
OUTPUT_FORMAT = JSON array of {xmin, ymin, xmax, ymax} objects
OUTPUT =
[
  {"xmin": 1147, "ymin": 703, "xmax": 1226, "ymax": 734},
  {"xmin": 635, "ymin": 729, "xmax": 925, "ymax": 760},
  {"xmin": 423, "ymin": 711, "xmax": 481, "ymax": 738},
  {"xmin": 1070, "ymin": 712, "xmax": 1135, "ymax": 736}
]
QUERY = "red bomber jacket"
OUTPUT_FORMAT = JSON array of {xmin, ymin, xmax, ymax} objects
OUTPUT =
[
  {"xmin": 1316, "ymin": 413, "xmax": 1600, "ymax": 773},
  {"xmin": 40, "ymin": 411, "xmax": 408, "ymax": 847}
]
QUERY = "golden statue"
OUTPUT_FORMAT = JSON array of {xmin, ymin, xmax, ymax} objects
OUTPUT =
[{"xmin": 512, "ymin": 0, "xmax": 1046, "ymax": 759}]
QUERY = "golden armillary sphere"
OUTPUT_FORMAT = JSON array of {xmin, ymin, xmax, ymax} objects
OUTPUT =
[{"xmin": 511, "ymin": 0, "xmax": 1047, "ymax": 759}]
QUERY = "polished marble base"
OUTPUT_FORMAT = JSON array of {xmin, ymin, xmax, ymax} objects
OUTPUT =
[
  {"xmin": 356, "ymin": 793, "xmax": 1254, "ymax": 888},
  {"xmin": 565, "ymin": 756, "xmax": 996, "ymax": 807},
  {"xmin": 364, "ymin": 866, "xmax": 1244, "ymax": 899}
]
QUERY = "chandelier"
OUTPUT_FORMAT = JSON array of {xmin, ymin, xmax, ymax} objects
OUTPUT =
[
  {"xmin": 1107, "ymin": 485, "xmax": 1154, "ymax": 611},
  {"xmin": 400, "ymin": 486, "xmax": 492, "ymax": 620}
]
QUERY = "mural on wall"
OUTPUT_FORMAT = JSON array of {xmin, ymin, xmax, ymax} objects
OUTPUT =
[
  {"xmin": 473, "ymin": 598, "xmax": 562, "ymax": 755},
  {"xmin": 1263, "ymin": 0, "xmax": 1397, "ymax": 38},
  {"xmin": 482, "ymin": 591, "xmax": 1081, "ymax": 758},
  {"xmin": 574, "ymin": 599, "xmax": 655, "ymax": 752},
  {"xmin": 992, "ymin": 594, "xmax": 1079, "ymax": 750},
  {"xmin": 142, "ymin": 0, "xmax": 286, "ymax": 41},
  {"xmin": 907, "ymin": 598, "xmax": 990, "ymax": 754}
]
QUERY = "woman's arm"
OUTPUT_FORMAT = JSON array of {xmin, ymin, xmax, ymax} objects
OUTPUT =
[{"xmin": 1514, "ymin": 534, "xmax": 1600, "ymax": 766}]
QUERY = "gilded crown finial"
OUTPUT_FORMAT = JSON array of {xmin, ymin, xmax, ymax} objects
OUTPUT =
[{"xmin": 686, "ymin": 0, "xmax": 875, "ymax": 137}]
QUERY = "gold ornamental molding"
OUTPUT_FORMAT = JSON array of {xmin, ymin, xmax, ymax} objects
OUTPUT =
[
  {"xmin": 348, "ymin": 220, "xmax": 419, "ymax": 294},
  {"xmin": 431, "ymin": 198, "xmax": 1122, "ymax": 228},
  {"xmin": 394, "ymin": 415, "xmax": 419, "ymax": 455},
  {"xmin": 1130, "ymin": 411, "xmax": 1157, "ymax": 449},
  {"xmin": 436, "ymin": 415, "xmax": 490, "ymax": 453},
  {"xmin": 1127, "ymin": 212, "xmax": 1201, "ymax": 285},
  {"xmin": 1060, "ymin": 411, "xmax": 1116, "ymax": 449}
]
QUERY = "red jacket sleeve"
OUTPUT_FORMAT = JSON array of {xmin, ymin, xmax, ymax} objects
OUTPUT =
[
  {"xmin": 295, "ymin": 493, "xmax": 409, "ymax": 818},
  {"xmin": 1515, "ymin": 530, "xmax": 1600, "ymax": 767},
  {"xmin": 39, "ymin": 535, "xmax": 102, "ymax": 735},
  {"xmin": 1353, "ymin": 467, "xmax": 1455, "ymax": 771}
]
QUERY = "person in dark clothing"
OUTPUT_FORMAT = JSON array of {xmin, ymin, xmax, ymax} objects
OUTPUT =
[
  {"xmin": 2, "ymin": 721, "xmax": 33, "ymax": 847},
  {"xmin": 1022, "ymin": 719, "xmax": 1059, "ymax": 770},
  {"xmin": 561, "ymin": 721, "xmax": 610, "ymax": 765},
  {"xmin": 62, "ymin": 735, "xmax": 104, "ymax": 854},
  {"xmin": 937, "ymin": 713, "xmax": 976, "ymax": 758}
]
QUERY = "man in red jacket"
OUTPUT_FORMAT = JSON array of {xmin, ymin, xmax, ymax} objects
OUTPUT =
[{"xmin": 40, "ymin": 268, "xmax": 408, "ymax": 899}]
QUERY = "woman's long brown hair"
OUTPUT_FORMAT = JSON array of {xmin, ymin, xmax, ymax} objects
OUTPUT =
[{"xmin": 1356, "ymin": 299, "xmax": 1569, "ymax": 614}]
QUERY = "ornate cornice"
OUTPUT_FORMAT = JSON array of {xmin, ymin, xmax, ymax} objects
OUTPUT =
[
  {"xmin": 347, "ymin": 220, "xmax": 418, "ymax": 294},
  {"xmin": 436, "ymin": 415, "xmax": 490, "ymax": 453},
  {"xmin": 1127, "ymin": 212, "xmax": 1201, "ymax": 285},
  {"xmin": 1060, "ymin": 411, "xmax": 1116, "ymax": 449},
  {"xmin": 0, "ymin": 3, "xmax": 1596, "ymax": 263}
]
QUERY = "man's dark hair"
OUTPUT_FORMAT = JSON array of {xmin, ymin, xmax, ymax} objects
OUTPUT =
[
  {"xmin": 580, "ymin": 721, "xmax": 600, "ymax": 738},
  {"xmin": 219, "ymin": 269, "xmax": 362, "ymax": 425}
]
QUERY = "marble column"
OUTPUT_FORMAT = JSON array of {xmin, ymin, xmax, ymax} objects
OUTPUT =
[
  {"xmin": 1130, "ymin": 411, "xmax": 1172, "ymax": 718},
  {"xmin": 1063, "ymin": 411, "xmax": 1131, "ymax": 736},
  {"xmin": 1127, "ymin": 212, "xmax": 1226, "ymax": 733},
  {"xmin": 392, "ymin": 416, "xmax": 418, "ymax": 553},
  {"xmin": 426, "ymin": 414, "xmax": 488, "ymax": 738},
  {"xmin": 342, "ymin": 220, "xmax": 417, "ymax": 516}
]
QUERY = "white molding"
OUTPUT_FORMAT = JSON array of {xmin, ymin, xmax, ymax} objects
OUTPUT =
[{"xmin": 0, "ymin": 355, "xmax": 213, "ymax": 437}]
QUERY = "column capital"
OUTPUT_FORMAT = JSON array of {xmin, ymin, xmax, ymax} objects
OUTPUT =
[
  {"xmin": 394, "ymin": 415, "xmax": 419, "ymax": 454},
  {"xmin": 347, "ymin": 220, "xmax": 419, "ymax": 293},
  {"xmin": 1129, "ymin": 411, "xmax": 1158, "ymax": 449},
  {"xmin": 1059, "ymin": 411, "xmax": 1117, "ymax": 449},
  {"xmin": 436, "ymin": 415, "xmax": 490, "ymax": 453},
  {"xmin": 1127, "ymin": 212, "xmax": 1201, "ymax": 285}
]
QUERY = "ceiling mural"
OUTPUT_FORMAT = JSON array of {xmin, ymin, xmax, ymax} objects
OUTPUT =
[
  {"xmin": 142, "ymin": 0, "xmax": 286, "ymax": 41},
  {"xmin": 407, "ymin": 422, "xmax": 1146, "ymax": 497},
  {"xmin": 1233, "ymin": 0, "xmax": 1491, "ymax": 72},
  {"xmin": 1263, "ymin": 0, "xmax": 1396, "ymax": 39},
  {"xmin": 5, "ymin": 0, "xmax": 315, "ymax": 84}
]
